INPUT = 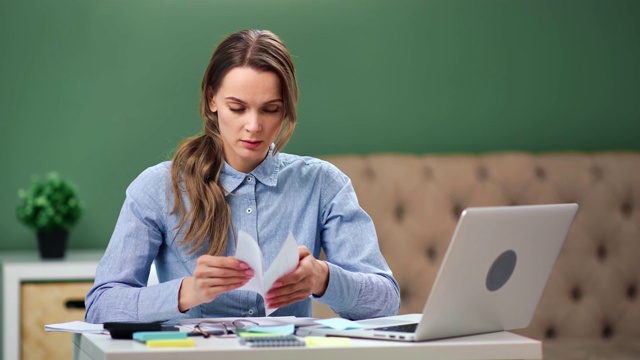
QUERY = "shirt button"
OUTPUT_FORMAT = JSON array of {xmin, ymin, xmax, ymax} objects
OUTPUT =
[
  {"xmin": 246, "ymin": 208, "xmax": 252, "ymax": 214},
  {"xmin": 248, "ymin": 309, "xmax": 254, "ymax": 315},
  {"xmin": 246, "ymin": 176, "xmax": 252, "ymax": 182}
]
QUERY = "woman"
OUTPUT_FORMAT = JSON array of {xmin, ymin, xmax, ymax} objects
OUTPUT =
[{"xmin": 85, "ymin": 29, "xmax": 400, "ymax": 323}]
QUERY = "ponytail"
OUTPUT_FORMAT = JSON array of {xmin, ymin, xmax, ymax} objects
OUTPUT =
[{"xmin": 170, "ymin": 133, "xmax": 230, "ymax": 255}]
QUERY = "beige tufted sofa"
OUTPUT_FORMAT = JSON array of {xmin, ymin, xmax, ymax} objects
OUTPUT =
[{"xmin": 314, "ymin": 151, "xmax": 640, "ymax": 359}]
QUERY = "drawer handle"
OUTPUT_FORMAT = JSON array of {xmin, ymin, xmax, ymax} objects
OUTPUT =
[{"xmin": 65, "ymin": 299, "xmax": 86, "ymax": 309}]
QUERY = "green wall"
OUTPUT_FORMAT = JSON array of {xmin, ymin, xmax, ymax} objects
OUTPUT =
[{"xmin": 1, "ymin": 0, "xmax": 639, "ymax": 251}]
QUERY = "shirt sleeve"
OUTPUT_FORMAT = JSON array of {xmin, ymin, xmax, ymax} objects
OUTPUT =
[
  {"xmin": 313, "ymin": 163, "xmax": 401, "ymax": 320},
  {"xmin": 84, "ymin": 165, "xmax": 187, "ymax": 323}
]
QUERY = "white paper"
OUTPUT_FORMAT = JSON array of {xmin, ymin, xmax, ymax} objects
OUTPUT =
[
  {"xmin": 235, "ymin": 231, "xmax": 265, "ymax": 294},
  {"xmin": 235, "ymin": 231, "xmax": 299, "ymax": 315},
  {"xmin": 44, "ymin": 321, "xmax": 105, "ymax": 333}
]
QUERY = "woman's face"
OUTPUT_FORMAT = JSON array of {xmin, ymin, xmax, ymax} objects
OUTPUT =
[{"xmin": 209, "ymin": 66, "xmax": 285, "ymax": 174}]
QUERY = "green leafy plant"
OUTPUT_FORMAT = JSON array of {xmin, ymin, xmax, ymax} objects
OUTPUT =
[{"xmin": 16, "ymin": 172, "xmax": 82, "ymax": 232}]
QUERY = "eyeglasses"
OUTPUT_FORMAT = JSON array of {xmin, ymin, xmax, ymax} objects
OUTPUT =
[{"xmin": 191, "ymin": 319, "xmax": 260, "ymax": 338}]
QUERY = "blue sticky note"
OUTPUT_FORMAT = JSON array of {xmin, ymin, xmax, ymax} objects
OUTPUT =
[
  {"xmin": 133, "ymin": 331, "xmax": 187, "ymax": 341},
  {"xmin": 315, "ymin": 318, "xmax": 365, "ymax": 330},
  {"xmin": 243, "ymin": 324, "xmax": 295, "ymax": 335}
]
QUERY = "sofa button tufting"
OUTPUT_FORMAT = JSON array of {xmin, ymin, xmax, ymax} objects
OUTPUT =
[
  {"xmin": 424, "ymin": 166, "xmax": 433, "ymax": 180},
  {"xmin": 621, "ymin": 201, "xmax": 633, "ymax": 217},
  {"xmin": 628, "ymin": 285, "xmax": 637, "ymax": 300},
  {"xmin": 535, "ymin": 166, "xmax": 546, "ymax": 180},
  {"xmin": 591, "ymin": 166, "xmax": 603, "ymax": 181},
  {"xmin": 570, "ymin": 287, "xmax": 582, "ymax": 302},
  {"xmin": 452, "ymin": 203, "xmax": 463, "ymax": 220},
  {"xmin": 596, "ymin": 244, "xmax": 607, "ymax": 262},
  {"xmin": 545, "ymin": 327, "xmax": 556, "ymax": 339},
  {"xmin": 394, "ymin": 204, "xmax": 405, "ymax": 222},
  {"xmin": 602, "ymin": 324, "xmax": 614, "ymax": 339},
  {"xmin": 400, "ymin": 288, "xmax": 410, "ymax": 301},
  {"xmin": 476, "ymin": 167, "xmax": 488, "ymax": 181},
  {"xmin": 363, "ymin": 167, "xmax": 376, "ymax": 179},
  {"xmin": 425, "ymin": 246, "xmax": 437, "ymax": 263}
]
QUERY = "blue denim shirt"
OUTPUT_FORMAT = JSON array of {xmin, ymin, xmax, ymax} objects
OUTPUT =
[{"xmin": 85, "ymin": 146, "xmax": 400, "ymax": 323}]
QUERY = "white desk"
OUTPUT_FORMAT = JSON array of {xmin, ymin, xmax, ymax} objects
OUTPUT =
[{"xmin": 73, "ymin": 331, "xmax": 542, "ymax": 360}]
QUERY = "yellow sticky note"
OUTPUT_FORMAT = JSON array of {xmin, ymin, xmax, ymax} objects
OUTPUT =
[
  {"xmin": 146, "ymin": 338, "xmax": 196, "ymax": 348},
  {"xmin": 304, "ymin": 336, "xmax": 352, "ymax": 347}
]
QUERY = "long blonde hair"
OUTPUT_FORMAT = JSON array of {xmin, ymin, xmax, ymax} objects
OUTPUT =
[{"xmin": 170, "ymin": 29, "xmax": 298, "ymax": 255}]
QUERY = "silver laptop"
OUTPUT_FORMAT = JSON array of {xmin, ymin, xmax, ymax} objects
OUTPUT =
[{"xmin": 297, "ymin": 203, "xmax": 578, "ymax": 341}]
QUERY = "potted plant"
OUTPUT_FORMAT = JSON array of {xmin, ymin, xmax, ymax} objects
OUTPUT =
[{"xmin": 16, "ymin": 172, "xmax": 83, "ymax": 259}]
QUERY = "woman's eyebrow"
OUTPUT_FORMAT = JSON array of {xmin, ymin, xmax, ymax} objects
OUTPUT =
[
  {"xmin": 224, "ymin": 96, "xmax": 283, "ymax": 105},
  {"xmin": 224, "ymin": 96, "xmax": 246, "ymax": 104}
]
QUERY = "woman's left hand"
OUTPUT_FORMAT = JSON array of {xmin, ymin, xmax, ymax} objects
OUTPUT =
[{"xmin": 264, "ymin": 246, "xmax": 329, "ymax": 309}]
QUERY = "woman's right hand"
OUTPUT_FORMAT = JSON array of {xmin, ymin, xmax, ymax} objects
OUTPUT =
[{"xmin": 178, "ymin": 255, "xmax": 254, "ymax": 312}]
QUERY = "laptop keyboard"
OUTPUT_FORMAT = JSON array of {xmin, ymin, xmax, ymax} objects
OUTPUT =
[{"xmin": 374, "ymin": 323, "xmax": 418, "ymax": 333}]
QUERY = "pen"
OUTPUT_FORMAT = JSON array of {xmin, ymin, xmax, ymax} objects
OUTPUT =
[
  {"xmin": 186, "ymin": 330, "xmax": 226, "ymax": 337},
  {"xmin": 186, "ymin": 332, "xmax": 209, "ymax": 337}
]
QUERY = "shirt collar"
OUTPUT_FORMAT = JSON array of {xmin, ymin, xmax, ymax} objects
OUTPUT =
[{"xmin": 220, "ymin": 144, "xmax": 279, "ymax": 193}]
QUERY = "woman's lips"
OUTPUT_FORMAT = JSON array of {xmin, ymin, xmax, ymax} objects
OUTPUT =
[{"xmin": 241, "ymin": 140, "xmax": 262, "ymax": 150}]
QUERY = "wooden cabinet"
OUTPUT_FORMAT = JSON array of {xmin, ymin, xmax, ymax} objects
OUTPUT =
[
  {"xmin": 0, "ymin": 251, "xmax": 103, "ymax": 360},
  {"xmin": 21, "ymin": 282, "xmax": 93, "ymax": 360}
]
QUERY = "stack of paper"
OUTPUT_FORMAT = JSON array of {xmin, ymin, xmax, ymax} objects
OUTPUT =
[{"xmin": 44, "ymin": 321, "xmax": 105, "ymax": 333}]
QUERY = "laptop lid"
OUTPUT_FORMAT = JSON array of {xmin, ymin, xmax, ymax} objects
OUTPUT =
[{"xmin": 297, "ymin": 203, "xmax": 578, "ymax": 342}]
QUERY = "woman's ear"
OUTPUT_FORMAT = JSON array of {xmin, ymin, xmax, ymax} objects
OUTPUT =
[{"xmin": 206, "ymin": 87, "xmax": 217, "ymax": 113}]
